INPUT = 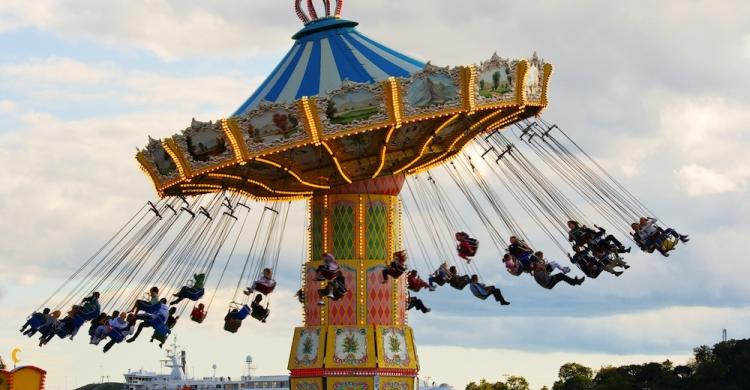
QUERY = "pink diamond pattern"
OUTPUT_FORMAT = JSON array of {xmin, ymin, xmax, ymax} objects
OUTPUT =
[
  {"xmin": 367, "ymin": 266, "xmax": 391, "ymax": 325},
  {"xmin": 305, "ymin": 267, "xmax": 321, "ymax": 325},
  {"xmin": 329, "ymin": 266, "xmax": 356, "ymax": 325}
]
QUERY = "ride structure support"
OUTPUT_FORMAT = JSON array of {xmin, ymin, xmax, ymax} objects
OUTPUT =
[{"xmin": 288, "ymin": 176, "xmax": 418, "ymax": 390}]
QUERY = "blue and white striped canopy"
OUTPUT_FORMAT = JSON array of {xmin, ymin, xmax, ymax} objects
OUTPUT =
[{"xmin": 233, "ymin": 18, "xmax": 426, "ymax": 116}]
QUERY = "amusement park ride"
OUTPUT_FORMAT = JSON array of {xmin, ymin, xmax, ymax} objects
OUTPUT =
[{"xmin": 21, "ymin": 2, "xmax": 688, "ymax": 390}]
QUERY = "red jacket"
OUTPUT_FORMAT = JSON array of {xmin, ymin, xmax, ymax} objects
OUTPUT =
[{"xmin": 407, "ymin": 274, "xmax": 429, "ymax": 291}]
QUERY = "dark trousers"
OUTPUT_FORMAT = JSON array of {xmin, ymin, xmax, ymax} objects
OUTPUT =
[
  {"xmin": 407, "ymin": 297, "xmax": 429, "ymax": 313},
  {"xmin": 546, "ymin": 273, "xmax": 578, "ymax": 289}
]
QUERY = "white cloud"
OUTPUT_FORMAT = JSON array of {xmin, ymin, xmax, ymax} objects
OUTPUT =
[
  {"xmin": 743, "ymin": 34, "xmax": 750, "ymax": 60},
  {"xmin": 675, "ymin": 164, "xmax": 741, "ymax": 196},
  {"xmin": 0, "ymin": 56, "xmax": 258, "ymax": 117}
]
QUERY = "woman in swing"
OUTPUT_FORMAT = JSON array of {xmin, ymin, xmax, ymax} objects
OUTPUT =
[
  {"xmin": 455, "ymin": 232, "xmax": 479, "ymax": 263},
  {"xmin": 315, "ymin": 252, "xmax": 340, "ymax": 281},
  {"xmin": 244, "ymin": 268, "xmax": 277, "ymax": 296},
  {"xmin": 170, "ymin": 273, "xmax": 206, "ymax": 305}
]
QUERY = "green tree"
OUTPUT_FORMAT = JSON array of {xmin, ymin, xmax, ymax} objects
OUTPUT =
[
  {"xmin": 552, "ymin": 363, "xmax": 593, "ymax": 390},
  {"xmin": 504, "ymin": 376, "xmax": 529, "ymax": 390}
]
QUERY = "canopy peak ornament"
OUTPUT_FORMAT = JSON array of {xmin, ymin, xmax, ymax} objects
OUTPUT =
[{"xmin": 295, "ymin": 0, "xmax": 343, "ymax": 24}]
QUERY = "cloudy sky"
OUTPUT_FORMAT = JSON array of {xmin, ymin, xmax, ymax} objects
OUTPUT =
[{"xmin": 1, "ymin": 1, "xmax": 749, "ymax": 389}]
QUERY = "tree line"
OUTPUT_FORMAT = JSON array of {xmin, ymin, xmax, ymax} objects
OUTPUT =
[{"xmin": 465, "ymin": 338, "xmax": 750, "ymax": 390}]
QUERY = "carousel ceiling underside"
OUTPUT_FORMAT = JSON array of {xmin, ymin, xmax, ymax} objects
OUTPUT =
[{"xmin": 137, "ymin": 55, "xmax": 552, "ymax": 200}]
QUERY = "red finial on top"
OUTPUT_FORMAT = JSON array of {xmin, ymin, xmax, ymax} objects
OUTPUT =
[{"xmin": 294, "ymin": 0, "xmax": 343, "ymax": 23}]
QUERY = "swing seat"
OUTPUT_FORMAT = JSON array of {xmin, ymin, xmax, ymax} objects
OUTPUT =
[
  {"xmin": 26, "ymin": 314, "xmax": 45, "ymax": 329},
  {"xmin": 136, "ymin": 300, "xmax": 160, "ymax": 314},
  {"xmin": 224, "ymin": 319, "xmax": 242, "ymax": 333},
  {"xmin": 182, "ymin": 288, "xmax": 205, "ymax": 301},
  {"xmin": 317, "ymin": 268, "xmax": 339, "ymax": 280},
  {"xmin": 152, "ymin": 323, "xmax": 170, "ymax": 342},
  {"xmin": 108, "ymin": 329, "xmax": 126, "ymax": 343},
  {"xmin": 449, "ymin": 276, "xmax": 470, "ymax": 290},
  {"xmin": 254, "ymin": 284, "xmax": 276, "ymax": 295},
  {"xmin": 251, "ymin": 308, "xmax": 269, "ymax": 322}
]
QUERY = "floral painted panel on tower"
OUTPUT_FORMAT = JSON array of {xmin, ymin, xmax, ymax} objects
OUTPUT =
[
  {"xmin": 325, "ymin": 326, "xmax": 376, "ymax": 368},
  {"xmin": 288, "ymin": 326, "xmax": 326, "ymax": 369}
]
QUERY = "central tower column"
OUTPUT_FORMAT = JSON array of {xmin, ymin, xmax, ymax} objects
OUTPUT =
[{"xmin": 288, "ymin": 176, "xmax": 419, "ymax": 390}]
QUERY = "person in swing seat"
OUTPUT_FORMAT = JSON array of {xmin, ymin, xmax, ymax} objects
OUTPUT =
[
  {"xmin": 317, "ymin": 272, "xmax": 347, "ymax": 305},
  {"xmin": 382, "ymin": 251, "xmax": 407, "ymax": 283},
  {"xmin": 455, "ymin": 232, "xmax": 479, "ymax": 263},
  {"xmin": 244, "ymin": 268, "xmax": 276, "ymax": 296},
  {"xmin": 428, "ymin": 262, "xmax": 451, "ymax": 287},
  {"xmin": 315, "ymin": 253, "xmax": 340, "ymax": 281},
  {"xmin": 132, "ymin": 286, "xmax": 160, "ymax": 314},
  {"xmin": 507, "ymin": 236, "xmax": 534, "ymax": 269},
  {"xmin": 250, "ymin": 294, "xmax": 270, "ymax": 323},
  {"xmin": 170, "ymin": 273, "xmax": 206, "ymax": 305},
  {"xmin": 20, "ymin": 308, "xmax": 50, "ymax": 335},
  {"xmin": 635, "ymin": 217, "xmax": 689, "ymax": 256},
  {"xmin": 532, "ymin": 255, "xmax": 584, "ymax": 289},
  {"xmin": 469, "ymin": 275, "xmax": 510, "ymax": 305},
  {"xmin": 126, "ymin": 298, "xmax": 168, "ymax": 343},
  {"xmin": 447, "ymin": 266, "xmax": 471, "ymax": 289},
  {"xmin": 407, "ymin": 293, "xmax": 431, "ymax": 313},
  {"xmin": 407, "ymin": 270, "xmax": 434, "ymax": 292},
  {"xmin": 190, "ymin": 303, "xmax": 206, "ymax": 323}
]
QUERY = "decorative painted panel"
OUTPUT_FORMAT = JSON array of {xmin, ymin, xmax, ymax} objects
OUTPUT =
[
  {"xmin": 142, "ymin": 138, "xmax": 179, "ymax": 183},
  {"xmin": 315, "ymin": 81, "xmax": 390, "ymax": 138},
  {"xmin": 366, "ymin": 265, "xmax": 392, "ymax": 325},
  {"xmin": 399, "ymin": 66, "xmax": 463, "ymax": 120},
  {"xmin": 173, "ymin": 119, "xmax": 235, "ymax": 176},
  {"xmin": 233, "ymin": 101, "xmax": 310, "ymax": 156},
  {"xmin": 327, "ymin": 265, "xmax": 357, "ymax": 325},
  {"xmin": 292, "ymin": 378, "xmax": 323, "ymax": 390},
  {"xmin": 327, "ymin": 377, "xmax": 373, "ymax": 390},
  {"xmin": 332, "ymin": 203, "xmax": 356, "ymax": 259},
  {"xmin": 474, "ymin": 54, "xmax": 519, "ymax": 108},
  {"xmin": 380, "ymin": 377, "xmax": 414, "ymax": 390},
  {"xmin": 376, "ymin": 326, "xmax": 418, "ymax": 369},
  {"xmin": 324, "ymin": 326, "xmax": 376, "ymax": 368},
  {"xmin": 525, "ymin": 55, "xmax": 545, "ymax": 103},
  {"xmin": 366, "ymin": 202, "xmax": 388, "ymax": 260},
  {"xmin": 288, "ymin": 326, "xmax": 326, "ymax": 369}
]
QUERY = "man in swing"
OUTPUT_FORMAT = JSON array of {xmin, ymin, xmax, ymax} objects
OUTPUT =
[
  {"xmin": 469, "ymin": 274, "xmax": 510, "ymax": 305},
  {"xmin": 447, "ymin": 265, "xmax": 471, "ymax": 289},
  {"xmin": 532, "ymin": 252, "xmax": 585, "ymax": 289},
  {"xmin": 126, "ymin": 298, "xmax": 169, "ymax": 343},
  {"xmin": 131, "ymin": 286, "xmax": 161, "ymax": 314},
  {"xmin": 171, "ymin": 273, "xmax": 206, "ymax": 305}
]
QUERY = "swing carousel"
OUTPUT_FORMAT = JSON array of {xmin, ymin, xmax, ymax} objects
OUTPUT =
[
  {"xmin": 22, "ymin": 1, "xmax": 690, "ymax": 390},
  {"xmin": 133, "ymin": 2, "xmax": 549, "ymax": 389}
]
